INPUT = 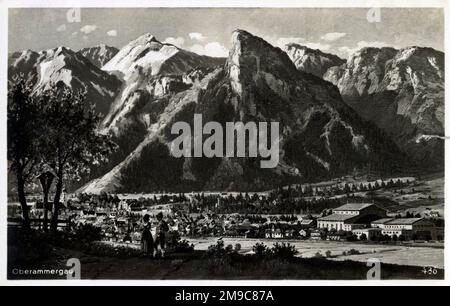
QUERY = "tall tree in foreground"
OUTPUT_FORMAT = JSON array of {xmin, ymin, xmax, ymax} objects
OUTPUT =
[
  {"xmin": 40, "ymin": 84, "xmax": 116, "ymax": 233},
  {"xmin": 7, "ymin": 77, "xmax": 42, "ymax": 229}
]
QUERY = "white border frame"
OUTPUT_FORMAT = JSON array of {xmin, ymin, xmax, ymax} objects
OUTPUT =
[{"xmin": 0, "ymin": 0, "xmax": 448, "ymax": 286}]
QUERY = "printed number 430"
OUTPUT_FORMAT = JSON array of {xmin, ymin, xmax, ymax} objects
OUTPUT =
[{"xmin": 422, "ymin": 267, "xmax": 438, "ymax": 275}]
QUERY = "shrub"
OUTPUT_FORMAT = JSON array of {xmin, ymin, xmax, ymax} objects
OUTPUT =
[
  {"xmin": 252, "ymin": 242, "xmax": 271, "ymax": 257},
  {"xmin": 314, "ymin": 252, "xmax": 323, "ymax": 258},
  {"xmin": 325, "ymin": 250, "xmax": 332, "ymax": 258},
  {"xmin": 88, "ymin": 242, "xmax": 141, "ymax": 258},
  {"xmin": 234, "ymin": 243, "xmax": 242, "ymax": 252},
  {"xmin": 166, "ymin": 231, "xmax": 194, "ymax": 253},
  {"xmin": 348, "ymin": 249, "xmax": 360, "ymax": 255},
  {"xmin": 173, "ymin": 239, "xmax": 195, "ymax": 253},
  {"xmin": 166, "ymin": 230, "xmax": 181, "ymax": 249},
  {"xmin": 271, "ymin": 243, "xmax": 298, "ymax": 259},
  {"xmin": 207, "ymin": 239, "xmax": 235, "ymax": 257},
  {"xmin": 73, "ymin": 224, "xmax": 102, "ymax": 243},
  {"xmin": 207, "ymin": 239, "xmax": 225, "ymax": 256}
]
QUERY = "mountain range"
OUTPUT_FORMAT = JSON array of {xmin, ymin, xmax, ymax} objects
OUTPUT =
[
  {"xmin": 324, "ymin": 46, "xmax": 444, "ymax": 169},
  {"xmin": 8, "ymin": 46, "xmax": 121, "ymax": 114},
  {"xmin": 8, "ymin": 30, "xmax": 443, "ymax": 193}
]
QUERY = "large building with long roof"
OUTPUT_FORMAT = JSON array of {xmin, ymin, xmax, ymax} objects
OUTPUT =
[
  {"xmin": 370, "ymin": 217, "xmax": 437, "ymax": 240},
  {"xmin": 317, "ymin": 203, "xmax": 387, "ymax": 231}
]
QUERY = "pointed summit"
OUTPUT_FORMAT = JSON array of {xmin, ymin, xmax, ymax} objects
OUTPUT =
[
  {"xmin": 44, "ymin": 46, "xmax": 77, "ymax": 57},
  {"xmin": 227, "ymin": 29, "xmax": 304, "ymax": 101},
  {"xmin": 103, "ymin": 33, "xmax": 223, "ymax": 79},
  {"xmin": 134, "ymin": 33, "xmax": 160, "ymax": 44},
  {"xmin": 227, "ymin": 29, "xmax": 297, "ymax": 76},
  {"xmin": 102, "ymin": 33, "xmax": 179, "ymax": 78}
]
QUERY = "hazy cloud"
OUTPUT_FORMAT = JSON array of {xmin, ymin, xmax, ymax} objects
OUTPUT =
[
  {"xmin": 356, "ymin": 40, "xmax": 390, "ymax": 49},
  {"xmin": 56, "ymin": 24, "xmax": 66, "ymax": 32},
  {"xmin": 339, "ymin": 40, "xmax": 390, "ymax": 58},
  {"xmin": 164, "ymin": 37, "xmax": 185, "ymax": 47},
  {"xmin": 80, "ymin": 24, "xmax": 97, "ymax": 35},
  {"xmin": 338, "ymin": 46, "xmax": 353, "ymax": 58},
  {"xmin": 190, "ymin": 42, "xmax": 228, "ymax": 57},
  {"xmin": 189, "ymin": 32, "xmax": 206, "ymax": 41},
  {"xmin": 107, "ymin": 30, "xmax": 117, "ymax": 37},
  {"xmin": 304, "ymin": 42, "xmax": 331, "ymax": 51},
  {"xmin": 321, "ymin": 32, "xmax": 347, "ymax": 41},
  {"xmin": 272, "ymin": 37, "xmax": 305, "ymax": 48}
]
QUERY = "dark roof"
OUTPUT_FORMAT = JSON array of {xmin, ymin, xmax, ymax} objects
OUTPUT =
[
  {"xmin": 372, "ymin": 218, "xmax": 394, "ymax": 224},
  {"xmin": 333, "ymin": 203, "xmax": 374, "ymax": 211},
  {"xmin": 318, "ymin": 214, "xmax": 358, "ymax": 222},
  {"xmin": 300, "ymin": 219, "xmax": 314, "ymax": 225},
  {"xmin": 385, "ymin": 218, "xmax": 424, "ymax": 225},
  {"xmin": 352, "ymin": 228, "xmax": 382, "ymax": 232}
]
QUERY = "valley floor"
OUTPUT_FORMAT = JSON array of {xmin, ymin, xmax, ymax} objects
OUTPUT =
[
  {"xmin": 188, "ymin": 237, "xmax": 444, "ymax": 269},
  {"xmin": 8, "ymin": 246, "xmax": 444, "ymax": 280},
  {"xmin": 103, "ymin": 237, "xmax": 444, "ymax": 269}
]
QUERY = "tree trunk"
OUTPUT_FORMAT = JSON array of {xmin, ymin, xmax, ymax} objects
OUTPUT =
[
  {"xmin": 51, "ymin": 170, "xmax": 63, "ymax": 234},
  {"xmin": 17, "ymin": 174, "xmax": 30, "ymax": 230},
  {"xmin": 43, "ymin": 191, "xmax": 49, "ymax": 232}
]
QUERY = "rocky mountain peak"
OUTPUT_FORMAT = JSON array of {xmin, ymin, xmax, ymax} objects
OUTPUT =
[
  {"xmin": 135, "ymin": 33, "xmax": 159, "ymax": 44},
  {"xmin": 44, "ymin": 46, "xmax": 76, "ymax": 58},
  {"xmin": 102, "ymin": 34, "xmax": 187, "ymax": 78},
  {"xmin": 323, "ymin": 45, "xmax": 444, "ymax": 168},
  {"xmin": 78, "ymin": 44, "xmax": 119, "ymax": 68},
  {"xmin": 284, "ymin": 43, "xmax": 345, "ymax": 77},
  {"xmin": 324, "ymin": 46, "xmax": 398, "ymax": 97},
  {"xmin": 8, "ymin": 44, "xmax": 122, "ymax": 115},
  {"xmin": 227, "ymin": 29, "xmax": 301, "ymax": 99},
  {"xmin": 76, "ymin": 30, "xmax": 407, "ymax": 194},
  {"xmin": 228, "ymin": 30, "xmax": 296, "ymax": 73}
]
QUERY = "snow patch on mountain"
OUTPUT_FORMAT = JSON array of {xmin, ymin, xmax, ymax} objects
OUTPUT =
[
  {"xmin": 99, "ymin": 33, "xmax": 224, "ymax": 135},
  {"xmin": 416, "ymin": 134, "xmax": 446, "ymax": 143},
  {"xmin": 320, "ymin": 109, "xmax": 367, "ymax": 155},
  {"xmin": 306, "ymin": 151, "xmax": 330, "ymax": 170},
  {"xmin": 102, "ymin": 34, "xmax": 181, "ymax": 79},
  {"xmin": 37, "ymin": 56, "xmax": 73, "ymax": 89}
]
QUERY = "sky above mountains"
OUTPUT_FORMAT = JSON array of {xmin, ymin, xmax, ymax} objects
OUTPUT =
[{"xmin": 9, "ymin": 7, "xmax": 444, "ymax": 59}]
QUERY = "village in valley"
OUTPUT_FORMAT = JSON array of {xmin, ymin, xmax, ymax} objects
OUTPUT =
[{"xmin": 8, "ymin": 173, "xmax": 444, "ymax": 269}]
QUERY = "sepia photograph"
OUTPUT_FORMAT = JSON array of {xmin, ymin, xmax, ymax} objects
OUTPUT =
[{"xmin": 1, "ymin": 0, "xmax": 448, "ymax": 287}]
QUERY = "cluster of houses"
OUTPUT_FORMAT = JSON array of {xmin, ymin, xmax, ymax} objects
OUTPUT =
[{"xmin": 8, "ymin": 195, "xmax": 444, "ymax": 242}]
